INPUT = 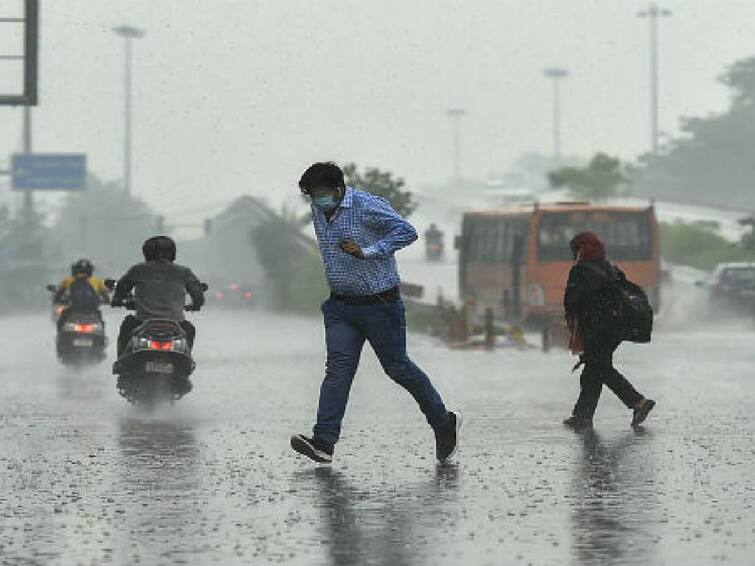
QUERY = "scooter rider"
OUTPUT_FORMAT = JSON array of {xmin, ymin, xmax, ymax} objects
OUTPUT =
[
  {"xmin": 112, "ymin": 236, "xmax": 205, "ymax": 356},
  {"xmin": 55, "ymin": 258, "xmax": 110, "ymax": 330}
]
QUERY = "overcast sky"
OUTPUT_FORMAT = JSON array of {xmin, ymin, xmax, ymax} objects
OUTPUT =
[{"xmin": 2, "ymin": 0, "xmax": 755, "ymax": 219}]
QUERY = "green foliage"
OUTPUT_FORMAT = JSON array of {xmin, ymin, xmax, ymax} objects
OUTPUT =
[
  {"xmin": 660, "ymin": 220, "xmax": 755, "ymax": 271},
  {"xmin": 288, "ymin": 249, "xmax": 330, "ymax": 314},
  {"xmin": 343, "ymin": 163, "xmax": 417, "ymax": 217},
  {"xmin": 0, "ymin": 206, "xmax": 47, "ymax": 262},
  {"xmin": 632, "ymin": 56, "xmax": 755, "ymax": 209},
  {"xmin": 0, "ymin": 205, "xmax": 50, "ymax": 309},
  {"xmin": 503, "ymin": 151, "xmax": 586, "ymax": 191},
  {"xmin": 740, "ymin": 216, "xmax": 755, "ymax": 250},
  {"xmin": 548, "ymin": 153, "xmax": 627, "ymax": 201},
  {"xmin": 251, "ymin": 206, "xmax": 310, "ymax": 310}
]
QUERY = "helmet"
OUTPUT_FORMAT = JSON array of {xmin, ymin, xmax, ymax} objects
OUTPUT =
[
  {"xmin": 142, "ymin": 235, "xmax": 176, "ymax": 262},
  {"xmin": 71, "ymin": 258, "xmax": 94, "ymax": 277}
]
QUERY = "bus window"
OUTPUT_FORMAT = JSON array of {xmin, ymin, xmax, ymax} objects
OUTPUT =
[
  {"xmin": 465, "ymin": 217, "xmax": 530, "ymax": 264},
  {"xmin": 537, "ymin": 211, "xmax": 652, "ymax": 261}
]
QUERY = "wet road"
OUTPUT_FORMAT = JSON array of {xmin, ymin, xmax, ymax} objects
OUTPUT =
[{"xmin": 1, "ymin": 305, "xmax": 754, "ymax": 565}]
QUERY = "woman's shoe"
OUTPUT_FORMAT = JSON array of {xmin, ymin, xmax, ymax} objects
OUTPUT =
[
  {"xmin": 563, "ymin": 416, "xmax": 593, "ymax": 430},
  {"xmin": 631, "ymin": 398, "xmax": 656, "ymax": 427}
]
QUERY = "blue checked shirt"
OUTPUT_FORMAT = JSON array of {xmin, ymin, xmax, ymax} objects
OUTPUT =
[{"xmin": 311, "ymin": 187, "xmax": 418, "ymax": 295}]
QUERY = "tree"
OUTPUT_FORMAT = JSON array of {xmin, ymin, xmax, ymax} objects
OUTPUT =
[
  {"xmin": 502, "ymin": 151, "xmax": 586, "ymax": 192},
  {"xmin": 50, "ymin": 175, "xmax": 159, "ymax": 275},
  {"xmin": 660, "ymin": 220, "xmax": 755, "ymax": 270},
  {"xmin": 342, "ymin": 163, "xmax": 417, "ymax": 217},
  {"xmin": 740, "ymin": 216, "xmax": 755, "ymax": 251},
  {"xmin": 632, "ymin": 56, "xmax": 755, "ymax": 209},
  {"xmin": 0, "ymin": 204, "xmax": 50, "ymax": 308},
  {"xmin": 548, "ymin": 153, "xmax": 627, "ymax": 201},
  {"xmin": 250, "ymin": 206, "xmax": 311, "ymax": 310}
]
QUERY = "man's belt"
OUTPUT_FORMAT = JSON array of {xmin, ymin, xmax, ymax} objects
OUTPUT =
[{"xmin": 330, "ymin": 286, "xmax": 400, "ymax": 305}]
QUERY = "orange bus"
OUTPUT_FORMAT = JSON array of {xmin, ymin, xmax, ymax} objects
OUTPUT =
[{"xmin": 456, "ymin": 202, "xmax": 661, "ymax": 328}]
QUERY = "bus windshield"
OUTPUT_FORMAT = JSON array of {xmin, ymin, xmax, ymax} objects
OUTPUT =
[{"xmin": 537, "ymin": 210, "xmax": 652, "ymax": 261}]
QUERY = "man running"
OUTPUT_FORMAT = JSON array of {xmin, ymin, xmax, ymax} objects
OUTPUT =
[{"xmin": 290, "ymin": 162, "xmax": 461, "ymax": 464}]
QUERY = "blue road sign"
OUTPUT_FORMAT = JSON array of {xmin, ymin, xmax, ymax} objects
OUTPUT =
[{"xmin": 11, "ymin": 154, "xmax": 86, "ymax": 191}]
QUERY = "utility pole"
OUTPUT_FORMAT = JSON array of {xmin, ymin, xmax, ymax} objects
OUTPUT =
[
  {"xmin": 446, "ymin": 108, "xmax": 467, "ymax": 186},
  {"xmin": 638, "ymin": 3, "xmax": 671, "ymax": 154},
  {"xmin": 22, "ymin": 106, "xmax": 32, "ymax": 213},
  {"xmin": 543, "ymin": 67, "xmax": 569, "ymax": 164},
  {"xmin": 113, "ymin": 25, "xmax": 145, "ymax": 196}
]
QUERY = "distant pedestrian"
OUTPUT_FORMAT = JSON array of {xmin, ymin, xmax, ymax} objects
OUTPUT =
[
  {"xmin": 562, "ymin": 231, "xmax": 656, "ymax": 429},
  {"xmin": 290, "ymin": 162, "xmax": 461, "ymax": 464}
]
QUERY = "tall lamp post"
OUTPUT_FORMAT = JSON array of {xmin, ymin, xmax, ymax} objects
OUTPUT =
[
  {"xmin": 113, "ymin": 25, "xmax": 145, "ymax": 196},
  {"xmin": 638, "ymin": 3, "xmax": 671, "ymax": 154},
  {"xmin": 446, "ymin": 108, "xmax": 467, "ymax": 186},
  {"xmin": 543, "ymin": 67, "xmax": 569, "ymax": 164}
]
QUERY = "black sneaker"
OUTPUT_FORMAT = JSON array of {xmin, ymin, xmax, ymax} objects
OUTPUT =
[
  {"xmin": 563, "ymin": 416, "xmax": 593, "ymax": 430},
  {"xmin": 290, "ymin": 434, "xmax": 334, "ymax": 464},
  {"xmin": 435, "ymin": 411, "xmax": 462, "ymax": 462},
  {"xmin": 631, "ymin": 399, "xmax": 656, "ymax": 427}
]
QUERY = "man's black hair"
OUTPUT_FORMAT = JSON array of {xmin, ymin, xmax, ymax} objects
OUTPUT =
[{"xmin": 299, "ymin": 162, "xmax": 345, "ymax": 195}]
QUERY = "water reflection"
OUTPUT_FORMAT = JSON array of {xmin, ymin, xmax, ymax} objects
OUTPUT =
[
  {"xmin": 570, "ymin": 429, "xmax": 658, "ymax": 566},
  {"xmin": 114, "ymin": 417, "xmax": 202, "ymax": 563},
  {"xmin": 55, "ymin": 365, "xmax": 107, "ymax": 402},
  {"xmin": 296, "ymin": 463, "xmax": 460, "ymax": 566}
]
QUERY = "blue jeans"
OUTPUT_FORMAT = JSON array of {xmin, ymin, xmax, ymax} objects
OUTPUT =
[{"xmin": 313, "ymin": 298, "xmax": 449, "ymax": 445}]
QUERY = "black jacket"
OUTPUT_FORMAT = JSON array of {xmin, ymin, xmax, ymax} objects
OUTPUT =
[
  {"xmin": 564, "ymin": 258, "xmax": 624, "ymax": 332},
  {"xmin": 112, "ymin": 260, "xmax": 204, "ymax": 321}
]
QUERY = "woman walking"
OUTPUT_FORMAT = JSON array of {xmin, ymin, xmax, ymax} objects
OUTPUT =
[{"xmin": 563, "ymin": 231, "xmax": 656, "ymax": 429}]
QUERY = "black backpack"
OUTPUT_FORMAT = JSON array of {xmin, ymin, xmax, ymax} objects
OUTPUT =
[
  {"xmin": 583, "ymin": 263, "xmax": 654, "ymax": 343},
  {"xmin": 68, "ymin": 277, "xmax": 101, "ymax": 312}
]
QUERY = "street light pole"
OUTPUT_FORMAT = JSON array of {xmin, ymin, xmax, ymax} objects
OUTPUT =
[
  {"xmin": 22, "ymin": 105, "xmax": 32, "ymax": 214},
  {"xmin": 638, "ymin": 3, "xmax": 671, "ymax": 154},
  {"xmin": 543, "ymin": 67, "xmax": 569, "ymax": 164},
  {"xmin": 113, "ymin": 25, "xmax": 145, "ymax": 196},
  {"xmin": 446, "ymin": 108, "xmax": 467, "ymax": 186}
]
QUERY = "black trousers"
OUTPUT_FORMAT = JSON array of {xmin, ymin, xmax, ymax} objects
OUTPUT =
[
  {"xmin": 572, "ymin": 333, "xmax": 643, "ymax": 419},
  {"xmin": 117, "ymin": 315, "xmax": 196, "ymax": 356}
]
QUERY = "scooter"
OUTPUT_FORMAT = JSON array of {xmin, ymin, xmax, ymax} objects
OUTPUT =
[
  {"xmin": 107, "ymin": 280, "xmax": 207, "ymax": 407},
  {"xmin": 46, "ymin": 284, "xmax": 108, "ymax": 365}
]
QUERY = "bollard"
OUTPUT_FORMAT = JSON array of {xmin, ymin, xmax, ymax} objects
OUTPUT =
[
  {"xmin": 484, "ymin": 307, "xmax": 495, "ymax": 350},
  {"xmin": 541, "ymin": 326, "xmax": 551, "ymax": 352},
  {"xmin": 447, "ymin": 306, "xmax": 469, "ymax": 344}
]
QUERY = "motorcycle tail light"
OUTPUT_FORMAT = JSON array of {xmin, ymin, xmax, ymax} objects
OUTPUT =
[
  {"xmin": 74, "ymin": 323, "xmax": 96, "ymax": 334},
  {"xmin": 243, "ymin": 291, "xmax": 253, "ymax": 299},
  {"xmin": 149, "ymin": 340, "xmax": 173, "ymax": 351}
]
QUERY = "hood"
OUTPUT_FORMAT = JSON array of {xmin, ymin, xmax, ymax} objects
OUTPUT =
[{"xmin": 570, "ymin": 231, "xmax": 607, "ymax": 263}]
